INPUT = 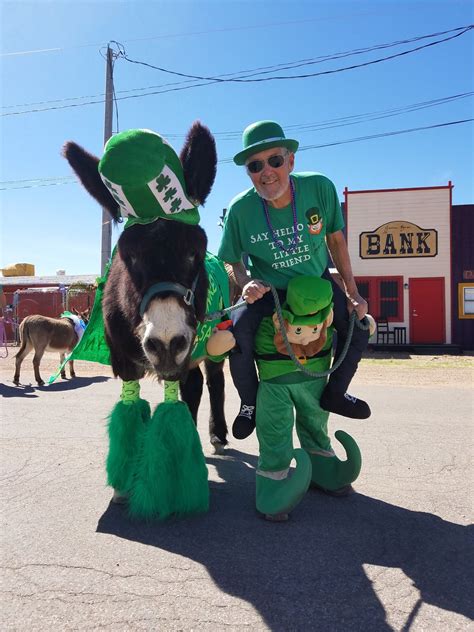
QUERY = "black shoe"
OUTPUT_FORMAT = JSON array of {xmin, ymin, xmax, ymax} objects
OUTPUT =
[
  {"xmin": 232, "ymin": 404, "xmax": 256, "ymax": 439},
  {"xmin": 320, "ymin": 390, "xmax": 371, "ymax": 419}
]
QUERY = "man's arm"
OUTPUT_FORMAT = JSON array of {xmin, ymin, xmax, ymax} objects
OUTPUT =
[
  {"xmin": 326, "ymin": 230, "xmax": 368, "ymax": 319},
  {"xmin": 225, "ymin": 261, "xmax": 270, "ymax": 304}
]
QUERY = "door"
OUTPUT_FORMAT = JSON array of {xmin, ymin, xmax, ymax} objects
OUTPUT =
[{"xmin": 409, "ymin": 277, "xmax": 445, "ymax": 343}]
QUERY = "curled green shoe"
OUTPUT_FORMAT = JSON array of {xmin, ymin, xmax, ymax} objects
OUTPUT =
[
  {"xmin": 309, "ymin": 430, "xmax": 362, "ymax": 493},
  {"xmin": 256, "ymin": 448, "xmax": 312, "ymax": 520}
]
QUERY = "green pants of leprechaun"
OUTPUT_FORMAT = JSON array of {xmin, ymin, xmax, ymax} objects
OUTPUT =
[
  {"xmin": 254, "ymin": 372, "xmax": 362, "ymax": 517},
  {"xmin": 256, "ymin": 375, "xmax": 333, "ymax": 474}
]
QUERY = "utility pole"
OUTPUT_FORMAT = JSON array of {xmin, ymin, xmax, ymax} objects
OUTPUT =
[{"xmin": 100, "ymin": 44, "xmax": 114, "ymax": 276}]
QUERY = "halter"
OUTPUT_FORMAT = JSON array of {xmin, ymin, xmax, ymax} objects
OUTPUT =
[{"xmin": 139, "ymin": 273, "xmax": 200, "ymax": 317}]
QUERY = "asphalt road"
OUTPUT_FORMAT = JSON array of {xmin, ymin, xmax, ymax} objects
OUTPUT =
[{"xmin": 1, "ymin": 355, "xmax": 473, "ymax": 631}]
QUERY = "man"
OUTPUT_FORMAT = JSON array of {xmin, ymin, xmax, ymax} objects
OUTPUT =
[{"xmin": 218, "ymin": 120, "xmax": 370, "ymax": 440}]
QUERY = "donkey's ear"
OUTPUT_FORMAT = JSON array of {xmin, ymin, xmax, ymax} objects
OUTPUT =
[
  {"xmin": 179, "ymin": 121, "xmax": 217, "ymax": 206},
  {"xmin": 62, "ymin": 142, "xmax": 121, "ymax": 222}
]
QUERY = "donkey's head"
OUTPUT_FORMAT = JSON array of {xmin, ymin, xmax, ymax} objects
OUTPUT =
[{"xmin": 63, "ymin": 122, "xmax": 217, "ymax": 380}]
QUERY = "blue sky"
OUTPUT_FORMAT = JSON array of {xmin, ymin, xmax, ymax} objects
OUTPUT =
[{"xmin": 1, "ymin": 0, "xmax": 473, "ymax": 276}]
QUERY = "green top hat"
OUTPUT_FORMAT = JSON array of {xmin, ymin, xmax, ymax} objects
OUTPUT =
[
  {"xmin": 233, "ymin": 120, "xmax": 299, "ymax": 166},
  {"xmin": 99, "ymin": 129, "xmax": 200, "ymax": 225},
  {"xmin": 280, "ymin": 276, "xmax": 333, "ymax": 326}
]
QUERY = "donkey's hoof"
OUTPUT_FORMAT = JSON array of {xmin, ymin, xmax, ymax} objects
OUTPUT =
[
  {"xmin": 37, "ymin": 380, "xmax": 45, "ymax": 386},
  {"xmin": 60, "ymin": 373, "xmax": 67, "ymax": 380},
  {"xmin": 13, "ymin": 379, "xmax": 20, "ymax": 386},
  {"xmin": 112, "ymin": 490, "xmax": 128, "ymax": 504},
  {"xmin": 210, "ymin": 437, "xmax": 227, "ymax": 455}
]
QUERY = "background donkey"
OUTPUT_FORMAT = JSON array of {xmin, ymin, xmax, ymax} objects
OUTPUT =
[
  {"xmin": 62, "ymin": 122, "xmax": 230, "ymax": 450},
  {"xmin": 13, "ymin": 308, "xmax": 90, "ymax": 386}
]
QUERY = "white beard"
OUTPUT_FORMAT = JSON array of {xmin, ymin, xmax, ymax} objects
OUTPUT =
[{"xmin": 255, "ymin": 179, "xmax": 290, "ymax": 202}]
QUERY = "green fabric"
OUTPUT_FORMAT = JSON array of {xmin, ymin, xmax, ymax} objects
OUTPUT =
[
  {"xmin": 256, "ymin": 449, "xmax": 311, "ymax": 516},
  {"xmin": 309, "ymin": 430, "xmax": 362, "ymax": 491},
  {"xmin": 129, "ymin": 401, "xmax": 209, "ymax": 519},
  {"xmin": 233, "ymin": 120, "xmax": 299, "ymax": 165},
  {"xmin": 49, "ymin": 252, "xmax": 230, "ymax": 383},
  {"xmin": 191, "ymin": 253, "xmax": 230, "ymax": 361},
  {"xmin": 218, "ymin": 173, "xmax": 345, "ymax": 289},
  {"xmin": 256, "ymin": 378, "xmax": 330, "ymax": 472},
  {"xmin": 106, "ymin": 398, "xmax": 151, "ymax": 493},
  {"xmin": 254, "ymin": 314, "xmax": 333, "ymax": 381},
  {"xmin": 48, "ymin": 266, "xmax": 112, "ymax": 383},
  {"xmin": 99, "ymin": 129, "xmax": 200, "ymax": 225},
  {"xmin": 281, "ymin": 275, "xmax": 333, "ymax": 325}
]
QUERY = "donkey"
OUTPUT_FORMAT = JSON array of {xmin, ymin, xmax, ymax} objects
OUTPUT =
[
  {"xmin": 13, "ymin": 308, "xmax": 90, "ymax": 386},
  {"xmin": 62, "ymin": 122, "xmax": 230, "ymax": 452}
]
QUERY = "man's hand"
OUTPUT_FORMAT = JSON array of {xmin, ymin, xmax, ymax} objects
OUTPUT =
[
  {"xmin": 242, "ymin": 280, "xmax": 270, "ymax": 304},
  {"xmin": 346, "ymin": 291, "xmax": 368, "ymax": 320}
]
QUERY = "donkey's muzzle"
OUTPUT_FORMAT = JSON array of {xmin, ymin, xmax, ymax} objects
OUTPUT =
[{"xmin": 144, "ymin": 335, "xmax": 192, "ymax": 379}]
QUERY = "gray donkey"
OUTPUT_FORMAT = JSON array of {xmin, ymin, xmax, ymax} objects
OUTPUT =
[{"xmin": 13, "ymin": 309, "xmax": 89, "ymax": 386}]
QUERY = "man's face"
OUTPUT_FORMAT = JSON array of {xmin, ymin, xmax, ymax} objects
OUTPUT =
[{"xmin": 245, "ymin": 147, "xmax": 294, "ymax": 204}]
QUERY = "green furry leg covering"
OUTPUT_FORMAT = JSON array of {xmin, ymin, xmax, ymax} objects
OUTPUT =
[
  {"xmin": 106, "ymin": 395, "xmax": 151, "ymax": 494},
  {"xmin": 309, "ymin": 430, "xmax": 362, "ymax": 491},
  {"xmin": 129, "ymin": 400, "xmax": 209, "ymax": 520}
]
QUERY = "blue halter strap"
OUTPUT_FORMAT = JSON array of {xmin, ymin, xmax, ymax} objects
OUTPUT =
[{"xmin": 139, "ymin": 273, "xmax": 200, "ymax": 317}]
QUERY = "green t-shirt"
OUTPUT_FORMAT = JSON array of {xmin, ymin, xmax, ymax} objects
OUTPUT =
[
  {"xmin": 254, "ymin": 314, "xmax": 333, "ymax": 381},
  {"xmin": 218, "ymin": 172, "xmax": 345, "ymax": 290}
]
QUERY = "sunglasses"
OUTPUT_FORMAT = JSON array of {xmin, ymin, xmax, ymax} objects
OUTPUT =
[{"xmin": 245, "ymin": 153, "xmax": 287, "ymax": 174}]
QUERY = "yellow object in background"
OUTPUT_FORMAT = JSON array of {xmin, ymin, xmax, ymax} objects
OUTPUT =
[{"xmin": 2, "ymin": 263, "xmax": 35, "ymax": 277}]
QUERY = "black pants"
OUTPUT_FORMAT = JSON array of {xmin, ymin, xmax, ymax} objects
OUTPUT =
[{"xmin": 229, "ymin": 270, "xmax": 369, "ymax": 405}]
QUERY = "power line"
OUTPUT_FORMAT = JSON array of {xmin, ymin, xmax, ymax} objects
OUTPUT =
[
  {"xmin": 218, "ymin": 118, "xmax": 474, "ymax": 163},
  {"xmin": 2, "ymin": 25, "xmax": 472, "ymax": 117},
  {"xmin": 4, "ymin": 25, "xmax": 463, "ymax": 111},
  {"xmin": 0, "ymin": 179, "xmax": 77, "ymax": 191},
  {"xmin": 0, "ymin": 10, "xmax": 393, "ymax": 57},
  {"xmin": 2, "ymin": 117, "xmax": 472, "ymax": 189},
  {"xmin": 122, "ymin": 24, "xmax": 473, "ymax": 82}
]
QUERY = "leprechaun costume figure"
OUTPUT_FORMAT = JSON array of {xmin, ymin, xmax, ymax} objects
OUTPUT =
[{"xmin": 254, "ymin": 276, "xmax": 362, "ymax": 520}]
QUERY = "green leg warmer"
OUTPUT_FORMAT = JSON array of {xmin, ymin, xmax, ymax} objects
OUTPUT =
[
  {"xmin": 309, "ymin": 430, "xmax": 362, "ymax": 491},
  {"xmin": 106, "ymin": 381, "xmax": 151, "ymax": 495},
  {"xmin": 129, "ymin": 400, "xmax": 209, "ymax": 520},
  {"xmin": 256, "ymin": 448, "xmax": 312, "ymax": 517}
]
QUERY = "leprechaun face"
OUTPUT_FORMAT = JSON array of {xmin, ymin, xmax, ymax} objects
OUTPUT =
[
  {"xmin": 285, "ymin": 322, "xmax": 324, "ymax": 346},
  {"xmin": 272, "ymin": 310, "xmax": 333, "ymax": 347}
]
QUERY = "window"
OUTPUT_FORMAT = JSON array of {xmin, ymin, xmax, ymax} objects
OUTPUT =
[
  {"xmin": 458, "ymin": 283, "xmax": 474, "ymax": 319},
  {"xmin": 355, "ymin": 276, "xmax": 403, "ymax": 321}
]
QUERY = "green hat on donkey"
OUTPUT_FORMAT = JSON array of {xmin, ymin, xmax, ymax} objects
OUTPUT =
[
  {"xmin": 99, "ymin": 129, "xmax": 200, "ymax": 225},
  {"xmin": 280, "ymin": 276, "xmax": 333, "ymax": 326}
]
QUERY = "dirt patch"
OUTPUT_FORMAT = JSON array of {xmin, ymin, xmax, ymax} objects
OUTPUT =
[
  {"xmin": 1, "ymin": 348, "xmax": 472, "ymax": 388},
  {"xmin": 356, "ymin": 351, "xmax": 473, "ymax": 387}
]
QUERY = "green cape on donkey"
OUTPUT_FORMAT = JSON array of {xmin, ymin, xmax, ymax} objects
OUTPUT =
[{"xmin": 61, "ymin": 123, "xmax": 235, "ymax": 519}]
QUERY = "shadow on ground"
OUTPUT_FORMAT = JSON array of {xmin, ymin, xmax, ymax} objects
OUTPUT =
[
  {"xmin": 97, "ymin": 449, "xmax": 473, "ymax": 631},
  {"xmin": 0, "ymin": 382, "xmax": 38, "ymax": 398},
  {"xmin": 1, "ymin": 375, "xmax": 110, "ymax": 396}
]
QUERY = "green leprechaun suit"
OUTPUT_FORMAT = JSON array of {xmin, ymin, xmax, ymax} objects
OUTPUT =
[{"xmin": 254, "ymin": 276, "xmax": 361, "ymax": 519}]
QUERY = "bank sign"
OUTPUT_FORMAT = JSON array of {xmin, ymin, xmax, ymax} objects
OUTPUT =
[{"xmin": 359, "ymin": 221, "xmax": 438, "ymax": 259}]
